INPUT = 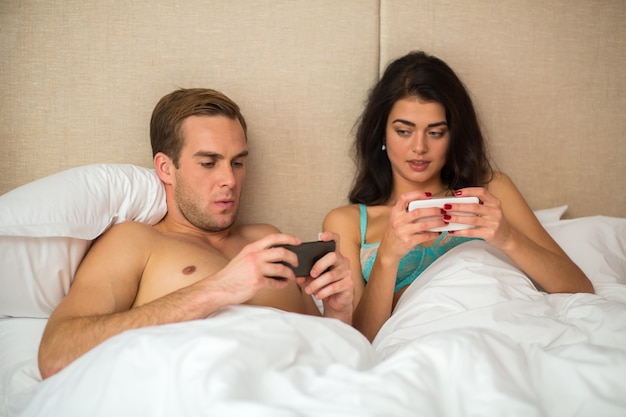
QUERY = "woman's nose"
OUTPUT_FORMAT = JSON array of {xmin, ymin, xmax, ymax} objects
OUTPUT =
[{"xmin": 412, "ymin": 132, "xmax": 427, "ymax": 154}]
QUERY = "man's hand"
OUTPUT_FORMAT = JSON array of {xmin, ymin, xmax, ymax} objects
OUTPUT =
[
  {"xmin": 296, "ymin": 232, "xmax": 354, "ymax": 324},
  {"xmin": 207, "ymin": 233, "xmax": 304, "ymax": 305}
]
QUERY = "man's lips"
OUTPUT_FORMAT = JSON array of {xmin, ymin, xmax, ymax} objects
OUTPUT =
[{"xmin": 214, "ymin": 199, "xmax": 235, "ymax": 209}]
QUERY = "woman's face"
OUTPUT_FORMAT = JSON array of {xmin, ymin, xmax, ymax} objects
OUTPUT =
[{"xmin": 384, "ymin": 97, "xmax": 450, "ymax": 194}]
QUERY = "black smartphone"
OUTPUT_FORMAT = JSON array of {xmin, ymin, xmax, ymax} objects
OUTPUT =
[{"xmin": 274, "ymin": 240, "xmax": 336, "ymax": 276}]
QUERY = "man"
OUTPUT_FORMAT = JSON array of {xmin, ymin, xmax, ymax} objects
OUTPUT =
[{"xmin": 38, "ymin": 88, "xmax": 353, "ymax": 380}]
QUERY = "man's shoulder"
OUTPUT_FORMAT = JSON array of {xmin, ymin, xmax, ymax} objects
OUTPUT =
[
  {"xmin": 106, "ymin": 220, "xmax": 155, "ymax": 232},
  {"xmin": 232, "ymin": 222, "xmax": 281, "ymax": 241},
  {"xmin": 97, "ymin": 221, "xmax": 157, "ymax": 242},
  {"xmin": 80, "ymin": 221, "xmax": 158, "ymax": 270}
]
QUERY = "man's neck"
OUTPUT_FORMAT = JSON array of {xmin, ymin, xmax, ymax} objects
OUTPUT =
[{"xmin": 154, "ymin": 214, "xmax": 234, "ymax": 248}]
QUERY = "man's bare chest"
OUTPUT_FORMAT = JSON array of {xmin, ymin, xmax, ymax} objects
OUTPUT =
[
  {"xmin": 133, "ymin": 236, "xmax": 230, "ymax": 306},
  {"xmin": 131, "ymin": 233, "xmax": 306, "ymax": 313}
]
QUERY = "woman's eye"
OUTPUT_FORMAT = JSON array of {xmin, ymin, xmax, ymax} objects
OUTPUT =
[
  {"xmin": 396, "ymin": 129, "xmax": 410, "ymax": 136},
  {"xmin": 429, "ymin": 130, "xmax": 445, "ymax": 138}
]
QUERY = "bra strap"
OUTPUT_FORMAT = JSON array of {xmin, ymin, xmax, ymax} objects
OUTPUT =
[{"xmin": 359, "ymin": 204, "xmax": 367, "ymax": 245}]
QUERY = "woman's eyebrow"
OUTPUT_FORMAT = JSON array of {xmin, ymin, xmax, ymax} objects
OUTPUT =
[
  {"xmin": 392, "ymin": 118, "xmax": 415, "ymax": 127},
  {"xmin": 427, "ymin": 121, "xmax": 448, "ymax": 128},
  {"xmin": 392, "ymin": 119, "xmax": 448, "ymax": 128}
]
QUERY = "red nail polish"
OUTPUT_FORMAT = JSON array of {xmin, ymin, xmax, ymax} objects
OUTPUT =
[
  {"xmin": 425, "ymin": 192, "xmax": 432, "ymax": 197},
  {"xmin": 444, "ymin": 204, "xmax": 452, "ymax": 210},
  {"xmin": 443, "ymin": 214, "xmax": 451, "ymax": 221},
  {"xmin": 440, "ymin": 208, "xmax": 446, "ymax": 215},
  {"xmin": 454, "ymin": 190, "xmax": 462, "ymax": 196}
]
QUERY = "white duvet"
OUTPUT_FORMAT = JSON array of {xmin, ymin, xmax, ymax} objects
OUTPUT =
[{"xmin": 16, "ymin": 239, "xmax": 626, "ymax": 417}]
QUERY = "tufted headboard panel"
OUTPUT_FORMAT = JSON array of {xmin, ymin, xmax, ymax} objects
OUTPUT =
[
  {"xmin": 380, "ymin": 0, "xmax": 626, "ymax": 220},
  {"xmin": 1, "ymin": 0, "xmax": 624, "ymax": 240}
]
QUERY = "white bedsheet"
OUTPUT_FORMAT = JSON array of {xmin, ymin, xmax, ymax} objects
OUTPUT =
[{"xmin": 14, "ymin": 240, "xmax": 626, "ymax": 417}]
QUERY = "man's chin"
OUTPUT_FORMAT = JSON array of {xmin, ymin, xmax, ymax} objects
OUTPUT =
[{"xmin": 202, "ymin": 214, "xmax": 237, "ymax": 232}]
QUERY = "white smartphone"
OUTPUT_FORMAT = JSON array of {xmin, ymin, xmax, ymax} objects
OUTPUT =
[{"xmin": 408, "ymin": 196, "xmax": 479, "ymax": 232}]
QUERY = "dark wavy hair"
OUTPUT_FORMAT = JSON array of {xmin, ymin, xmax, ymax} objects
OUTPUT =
[{"xmin": 349, "ymin": 51, "xmax": 493, "ymax": 205}]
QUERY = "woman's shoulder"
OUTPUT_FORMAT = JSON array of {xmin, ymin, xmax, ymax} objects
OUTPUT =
[
  {"xmin": 325, "ymin": 203, "xmax": 362, "ymax": 220},
  {"xmin": 323, "ymin": 204, "xmax": 363, "ymax": 232},
  {"xmin": 323, "ymin": 204, "xmax": 365, "ymax": 248},
  {"xmin": 485, "ymin": 171, "xmax": 529, "ymax": 206},
  {"xmin": 485, "ymin": 171, "xmax": 515, "ymax": 190}
]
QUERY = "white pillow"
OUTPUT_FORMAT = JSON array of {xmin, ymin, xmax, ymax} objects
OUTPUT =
[
  {"xmin": 533, "ymin": 205, "xmax": 568, "ymax": 225},
  {"xmin": 0, "ymin": 164, "xmax": 167, "ymax": 318},
  {"xmin": 544, "ymin": 215, "xmax": 626, "ymax": 286}
]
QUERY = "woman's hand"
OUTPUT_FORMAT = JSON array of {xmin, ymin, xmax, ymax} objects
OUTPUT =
[
  {"xmin": 445, "ymin": 188, "xmax": 513, "ymax": 249},
  {"xmin": 379, "ymin": 191, "xmax": 445, "ymax": 260},
  {"xmin": 449, "ymin": 175, "xmax": 593, "ymax": 294}
]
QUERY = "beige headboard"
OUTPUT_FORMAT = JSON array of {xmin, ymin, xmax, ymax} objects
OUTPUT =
[{"xmin": 2, "ymin": 0, "xmax": 624, "ymax": 241}]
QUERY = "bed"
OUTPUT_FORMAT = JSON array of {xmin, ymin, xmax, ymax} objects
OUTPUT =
[{"xmin": 1, "ymin": 164, "xmax": 625, "ymax": 417}]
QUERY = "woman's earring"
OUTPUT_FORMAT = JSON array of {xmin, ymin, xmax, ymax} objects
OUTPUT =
[{"xmin": 381, "ymin": 143, "xmax": 386, "ymax": 151}]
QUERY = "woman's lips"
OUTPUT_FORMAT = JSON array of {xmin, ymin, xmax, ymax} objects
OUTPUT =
[{"xmin": 408, "ymin": 160, "xmax": 429, "ymax": 172}]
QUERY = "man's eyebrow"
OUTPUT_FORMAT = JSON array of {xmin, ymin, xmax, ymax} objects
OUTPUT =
[
  {"xmin": 194, "ymin": 151, "xmax": 223, "ymax": 159},
  {"xmin": 193, "ymin": 150, "xmax": 249, "ymax": 159},
  {"xmin": 391, "ymin": 119, "xmax": 448, "ymax": 128}
]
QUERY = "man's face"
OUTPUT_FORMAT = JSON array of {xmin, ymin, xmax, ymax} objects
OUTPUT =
[{"xmin": 172, "ymin": 115, "xmax": 248, "ymax": 232}]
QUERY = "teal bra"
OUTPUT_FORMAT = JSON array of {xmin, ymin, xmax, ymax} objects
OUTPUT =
[{"xmin": 358, "ymin": 204, "xmax": 478, "ymax": 292}]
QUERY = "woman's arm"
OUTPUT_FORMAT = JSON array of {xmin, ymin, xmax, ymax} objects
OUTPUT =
[
  {"xmin": 324, "ymin": 205, "xmax": 393, "ymax": 341},
  {"xmin": 450, "ymin": 172, "xmax": 594, "ymax": 293},
  {"xmin": 323, "ymin": 195, "xmax": 444, "ymax": 342}
]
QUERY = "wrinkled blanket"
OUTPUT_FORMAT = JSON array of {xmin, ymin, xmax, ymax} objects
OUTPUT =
[{"xmin": 17, "ymin": 241, "xmax": 626, "ymax": 417}]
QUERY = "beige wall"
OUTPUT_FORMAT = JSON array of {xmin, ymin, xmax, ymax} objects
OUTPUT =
[
  {"xmin": 1, "ymin": 0, "xmax": 624, "ymax": 240},
  {"xmin": 381, "ymin": 0, "xmax": 626, "ymax": 219},
  {"xmin": 0, "ymin": 0, "xmax": 379, "ymax": 240}
]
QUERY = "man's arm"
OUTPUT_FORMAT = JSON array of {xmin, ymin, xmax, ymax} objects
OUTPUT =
[
  {"xmin": 38, "ymin": 224, "xmax": 304, "ymax": 379},
  {"xmin": 37, "ymin": 222, "xmax": 227, "ymax": 379}
]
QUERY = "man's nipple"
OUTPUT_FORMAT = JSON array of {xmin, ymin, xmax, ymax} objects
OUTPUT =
[{"xmin": 182, "ymin": 265, "xmax": 196, "ymax": 275}]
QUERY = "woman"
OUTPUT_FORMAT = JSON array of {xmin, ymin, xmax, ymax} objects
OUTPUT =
[{"xmin": 323, "ymin": 51, "xmax": 593, "ymax": 342}]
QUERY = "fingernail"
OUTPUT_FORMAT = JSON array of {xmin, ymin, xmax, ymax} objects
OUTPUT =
[
  {"xmin": 443, "ymin": 215, "xmax": 451, "ymax": 221},
  {"xmin": 444, "ymin": 204, "xmax": 452, "ymax": 210},
  {"xmin": 425, "ymin": 192, "xmax": 432, "ymax": 197},
  {"xmin": 440, "ymin": 208, "xmax": 446, "ymax": 215},
  {"xmin": 454, "ymin": 190, "xmax": 462, "ymax": 196}
]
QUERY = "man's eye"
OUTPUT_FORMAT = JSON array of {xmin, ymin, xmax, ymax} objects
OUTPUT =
[
  {"xmin": 201, "ymin": 162, "xmax": 215, "ymax": 168},
  {"xmin": 232, "ymin": 161, "xmax": 245, "ymax": 168}
]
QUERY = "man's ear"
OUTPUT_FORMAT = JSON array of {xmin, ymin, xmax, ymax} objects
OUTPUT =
[{"xmin": 154, "ymin": 152, "xmax": 175, "ymax": 185}]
